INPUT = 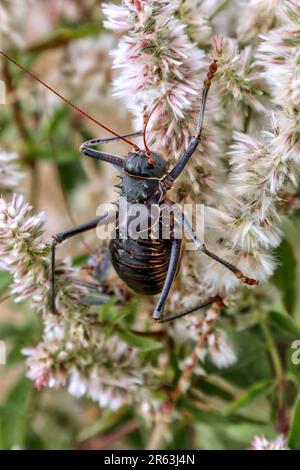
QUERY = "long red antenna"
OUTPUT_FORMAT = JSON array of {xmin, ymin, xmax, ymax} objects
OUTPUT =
[{"xmin": 0, "ymin": 50, "xmax": 140, "ymax": 151}]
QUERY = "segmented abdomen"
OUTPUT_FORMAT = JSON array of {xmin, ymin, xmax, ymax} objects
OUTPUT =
[{"xmin": 109, "ymin": 235, "xmax": 172, "ymax": 295}]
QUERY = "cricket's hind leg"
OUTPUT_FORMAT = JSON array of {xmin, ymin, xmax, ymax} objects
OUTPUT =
[
  {"xmin": 86, "ymin": 246, "xmax": 112, "ymax": 283},
  {"xmin": 76, "ymin": 246, "xmax": 114, "ymax": 305},
  {"xmin": 78, "ymin": 246, "xmax": 130, "ymax": 306}
]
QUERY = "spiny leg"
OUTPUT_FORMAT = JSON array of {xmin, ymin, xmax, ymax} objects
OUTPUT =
[
  {"xmin": 160, "ymin": 61, "xmax": 218, "ymax": 191},
  {"xmin": 79, "ymin": 145, "xmax": 125, "ymax": 168},
  {"xmin": 152, "ymin": 239, "xmax": 182, "ymax": 321},
  {"xmin": 80, "ymin": 131, "xmax": 142, "ymax": 168},
  {"xmin": 173, "ymin": 205, "xmax": 258, "ymax": 286},
  {"xmin": 51, "ymin": 211, "xmax": 116, "ymax": 314}
]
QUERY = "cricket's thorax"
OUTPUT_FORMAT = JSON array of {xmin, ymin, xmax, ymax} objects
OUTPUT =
[
  {"xmin": 109, "ymin": 204, "xmax": 174, "ymax": 295},
  {"xmin": 119, "ymin": 151, "xmax": 167, "ymax": 203}
]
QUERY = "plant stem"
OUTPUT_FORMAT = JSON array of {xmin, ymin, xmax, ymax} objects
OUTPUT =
[
  {"xmin": 259, "ymin": 316, "xmax": 283, "ymax": 382},
  {"xmin": 146, "ymin": 300, "xmax": 223, "ymax": 449},
  {"xmin": 0, "ymin": 293, "xmax": 12, "ymax": 305},
  {"xmin": 259, "ymin": 315, "xmax": 284, "ymax": 407},
  {"xmin": 2, "ymin": 60, "xmax": 32, "ymax": 145},
  {"xmin": 2, "ymin": 59, "xmax": 38, "ymax": 209},
  {"xmin": 209, "ymin": 0, "xmax": 232, "ymax": 21},
  {"xmin": 26, "ymin": 23, "xmax": 102, "ymax": 53},
  {"xmin": 147, "ymin": 422, "xmax": 168, "ymax": 450}
]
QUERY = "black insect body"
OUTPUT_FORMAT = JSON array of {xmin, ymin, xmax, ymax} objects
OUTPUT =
[
  {"xmin": 0, "ymin": 51, "xmax": 258, "ymax": 322},
  {"xmin": 109, "ymin": 151, "xmax": 171, "ymax": 296},
  {"xmin": 110, "ymin": 226, "xmax": 173, "ymax": 297},
  {"xmin": 53, "ymin": 61, "xmax": 258, "ymax": 322}
]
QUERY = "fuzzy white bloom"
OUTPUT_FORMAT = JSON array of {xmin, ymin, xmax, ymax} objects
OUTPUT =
[
  {"xmin": 106, "ymin": 0, "xmax": 206, "ymax": 121},
  {"xmin": 63, "ymin": 35, "xmax": 115, "ymax": 106},
  {"xmin": 250, "ymin": 434, "xmax": 288, "ymax": 450},
  {"xmin": 237, "ymin": 0, "xmax": 280, "ymax": 42},
  {"xmin": 207, "ymin": 330, "xmax": 236, "ymax": 368},
  {"xmin": 178, "ymin": 0, "xmax": 215, "ymax": 45},
  {"xmin": 0, "ymin": 151, "xmax": 24, "ymax": 192},
  {"xmin": 23, "ymin": 316, "xmax": 145, "ymax": 411},
  {"xmin": 257, "ymin": 1, "xmax": 300, "ymax": 163},
  {"xmin": 0, "ymin": 194, "xmax": 90, "ymax": 313},
  {"xmin": 211, "ymin": 36, "xmax": 266, "ymax": 129},
  {"xmin": 0, "ymin": 195, "xmax": 48, "ymax": 297},
  {"xmin": 257, "ymin": 1, "xmax": 300, "ymax": 112}
]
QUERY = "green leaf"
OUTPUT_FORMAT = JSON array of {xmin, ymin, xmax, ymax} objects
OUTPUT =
[
  {"xmin": 182, "ymin": 401, "xmax": 267, "ymax": 426},
  {"xmin": 193, "ymin": 378, "xmax": 234, "ymax": 402},
  {"xmin": 0, "ymin": 270, "xmax": 11, "ymax": 296},
  {"xmin": 0, "ymin": 376, "xmax": 34, "ymax": 449},
  {"xmin": 42, "ymin": 106, "xmax": 71, "ymax": 134},
  {"xmin": 77, "ymin": 410, "xmax": 127, "ymax": 442},
  {"xmin": 118, "ymin": 329, "xmax": 162, "ymax": 351},
  {"xmin": 166, "ymin": 425, "xmax": 194, "ymax": 450},
  {"xmin": 288, "ymin": 396, "xmax": 300, "ymax": 450},
  {"xmin": 58, "ymin": 161, "xmax": 87, "ymax": 192},
  {"xmin": 0, "ymin": 321, "xmax": 38, "ymax": 340},
  {"xmin": 224, "ymin": 380, "xmax": 274, "ymax": 415},
  {"xmin": 271, "ymin": 239, "xmax": 297, "ymax": 314},
  {"xmin": 268, "ymin": 310, "xmax": 300, "ymax": 338},
  {"xmin": 26, "ymin": 24, "xmax": 103, "ymax": 53},
  {"xmin": 205, "ymin": 327, "xmax": 272, "ymax": 387},
  {"xmin": 29, "ymin": 146, "xmax": 78, "ymax": 162},
  {"xmin": 98, "ymin": 298, "xmax": 139, "ymax": 326},
  {"xmin": 98, "ymin": 298, "xmax": 123, "ymax": 323},
  {"xmin": 0, "ymin": 320, "xmax": 40, "ymax": 365}
]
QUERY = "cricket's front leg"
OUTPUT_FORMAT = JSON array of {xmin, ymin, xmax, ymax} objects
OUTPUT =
[
  {"xmin": 51, "ymin": 212, "xmax": 116, "ymax": 314},
  {"xmin": 152, "ymin": 239, "xmax": 182, "ymax": 321}
]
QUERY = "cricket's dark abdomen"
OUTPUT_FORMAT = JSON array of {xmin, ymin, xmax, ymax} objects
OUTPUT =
[{"xmin": 109, "ymin": 236, "xmax": 172, "ymax": 295}]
